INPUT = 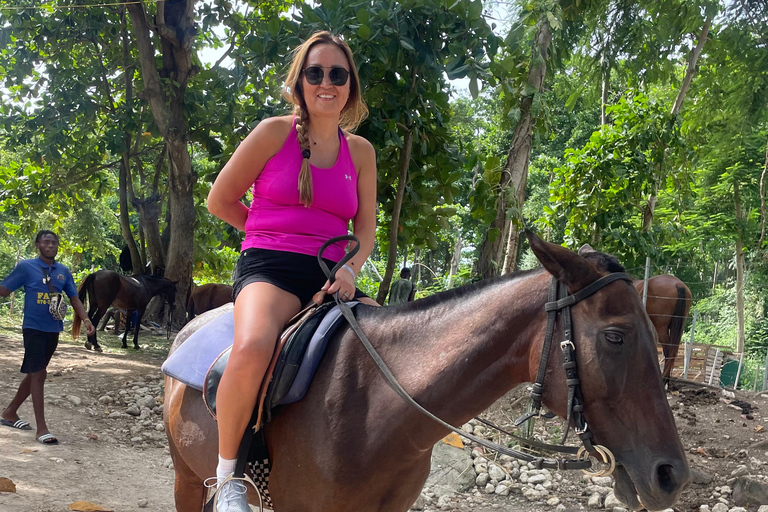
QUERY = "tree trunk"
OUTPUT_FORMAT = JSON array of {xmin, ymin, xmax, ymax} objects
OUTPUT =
[
  {"xmin": 133, "ymin": 194, "xmax": 166, "ymax": 274},
  {"xmin": 119, "ymin": 155, "xmax": 144, "ymax": 273},
  {"xmin": 644, "ymin": 17, "xmax": 711, "ymax": 231},
  {"xmin": 375, "ymin": 126, "xmax": 414, "ymax": 304},
  {"xmin": 495, "ymin": 20, "xmax": 553, "ymax": 275},
  {"xmin": 447, "ymin": 235, "xmax": 462, "ymax": 289},
  {"xmin": 127, "ymin": 0, "xmax": 196, "ymax": 326},
  {"xmin": 734, "ymin": 181, "xmax": 746, "ymax": 355},
  {"xmin": 376, "ymin": 68, "xmax": 418, "ymax": 305},
  {"xmin": 671, "ymin": 17, "xmax": 712, "ymax": 116},
  {"xmin": 759, "ymin": 132, "xmax": 768, "ymax": 253}
]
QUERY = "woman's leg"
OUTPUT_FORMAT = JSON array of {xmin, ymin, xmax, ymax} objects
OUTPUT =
[{"xmin": 216, "ymin": 281, "xmax": 301, "ymax": 461}]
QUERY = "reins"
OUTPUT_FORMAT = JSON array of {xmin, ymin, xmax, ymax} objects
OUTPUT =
[{"xmin": 318, "ymin": 236, "xmax": 629, "ymax": 475}]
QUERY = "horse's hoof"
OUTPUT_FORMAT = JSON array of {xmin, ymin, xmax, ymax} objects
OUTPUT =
[
  {"xmin": 133, "ymin": 345, "xmax": 141, "ymax": 350},
  {"xmin": 84, "ymin": 341, "xmax": 92, "ymax": 350}
]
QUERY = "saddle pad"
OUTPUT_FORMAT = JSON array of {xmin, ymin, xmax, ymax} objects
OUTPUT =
[
  {"xmin": 277, "ymin": 301, "xmax": 357, "ymax": 405},
  {"xmin": 161, "ymin": 305, "xmax": 235, "ymax": 391},
  {"xmin": 203, "ymin": 302, "xmax": 359, "ymax": 419}
]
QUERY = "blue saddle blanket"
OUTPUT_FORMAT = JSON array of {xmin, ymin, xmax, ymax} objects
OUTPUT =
[{"xmin": 161, "ymin": 303, "xmax": 354, "ymax": 406}]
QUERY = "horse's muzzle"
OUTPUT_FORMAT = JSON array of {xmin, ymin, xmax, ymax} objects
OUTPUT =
[{"xmin": 614, "ymin": 458, "xmax": 691, "ymax": 511}]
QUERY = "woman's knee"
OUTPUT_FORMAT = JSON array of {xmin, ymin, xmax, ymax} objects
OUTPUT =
[{"xmin": 228, "ymin": 334, "xmax": 276, "ymax": 370}]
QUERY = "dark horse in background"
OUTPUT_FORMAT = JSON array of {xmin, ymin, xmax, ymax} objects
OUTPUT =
[
  {"xmin": 633, "ymin": 275, "xmax": 692, "ymax": 381},
  {"xmin": 186, "ymin": 283, "xmax": 233, "ymax": 322},
  {"xmin": 72, "ymin": 270, "xmax": 177, "ymax": 350},
  {"xmin": 164, "ymin": 233, "xmax": 689, "ymax": 512}
]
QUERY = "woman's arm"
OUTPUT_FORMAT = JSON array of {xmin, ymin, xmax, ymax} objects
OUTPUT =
[
  {"xmin": 207, "ymin": 116, "xmax": 293, "ymax": 231},
  {"xmin": 348, "ymin": 137, "xmax": 378, "ymax": 274},
  {"xmin": 324, "ymin": 135, "xmax": 377, "ymax": 300}
]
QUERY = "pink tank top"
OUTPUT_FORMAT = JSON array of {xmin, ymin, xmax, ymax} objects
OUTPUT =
[{"xmin": 242, "ymin": 118, "xmax": 358, "ymax": 261}]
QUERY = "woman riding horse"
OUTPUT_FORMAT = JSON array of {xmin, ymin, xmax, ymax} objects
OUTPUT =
[{"xmin": 206, "ymin": 31, "xmax": 379, "ymax": 511}]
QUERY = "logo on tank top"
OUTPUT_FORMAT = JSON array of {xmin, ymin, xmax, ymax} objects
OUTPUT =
[{"xmin": 344, "ymin": 174, "xmax": 352, "ymax": 180}]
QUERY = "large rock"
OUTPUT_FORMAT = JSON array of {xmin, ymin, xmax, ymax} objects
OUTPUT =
[
  {"xmin": 732, "ymin": 477, "xmax": 768, "ymax": 506},
  {"xmin": 426, "ymin": 442, "xmax": 476, "ymax": 497},
  {"xmin": 691, "ymin": 467, "xmax": 714, "ymax": 485}
]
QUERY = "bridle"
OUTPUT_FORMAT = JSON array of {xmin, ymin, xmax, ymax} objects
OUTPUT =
[
  {"xmin": 319, "ymin": 235, "xmax": 632, "ymax": 475},
  {"xmin": 509, "ymin": 271, "xmax": 633, "ymax": 475}
]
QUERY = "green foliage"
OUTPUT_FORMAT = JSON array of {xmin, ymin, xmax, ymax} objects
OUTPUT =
[{"xmin": 545, "ymin": 92, "xmax": 689, "ymax": 268}]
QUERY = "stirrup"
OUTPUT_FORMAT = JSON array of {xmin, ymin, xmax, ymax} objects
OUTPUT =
[{"xmin": 203, "ymin": 473, "xmax": 263, "ymax": 512}]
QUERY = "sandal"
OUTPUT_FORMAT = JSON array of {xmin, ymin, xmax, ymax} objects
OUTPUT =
[
  {"xmin": 37, "ymin": 433, "xmax": 59, "ymax": 445},
  {"xmin": 1, "ymin": 418, "xmax": 32, "ymax": 430}
]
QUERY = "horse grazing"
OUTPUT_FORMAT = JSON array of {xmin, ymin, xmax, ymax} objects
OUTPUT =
[
  {"xmin": 187, "ymin": 283, "xmax": 233, "ymax": 322},
  {"xmin": 633, "ymin": 275, "xmax": 692, "ymax": 381},
  {"xmin": 72, "ymin": 270, "xmax": 177, "ymax": 350},
  {"xmin": 164, "ymin": 233, "xmax": 690, "ymax": 512}
]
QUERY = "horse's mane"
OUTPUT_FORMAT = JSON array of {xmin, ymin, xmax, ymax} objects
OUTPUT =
[
  {"xmin": 372, "ymin": 268, "xmax": 542, "ymax": 316},
  {"xmin": 370, "ymin": 249, "xmax": 625, "ymax": 317}
]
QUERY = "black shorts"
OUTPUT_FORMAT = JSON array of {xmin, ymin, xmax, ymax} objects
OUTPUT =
[
  {"xmin": 20, "ymin": 329, "xmax": 59, "ymax": 374},
  {"xmin": 232, "ymin": 248, "xmax": 368, "ymax": 306}
]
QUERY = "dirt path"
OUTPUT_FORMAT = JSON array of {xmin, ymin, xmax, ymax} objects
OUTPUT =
[{"xmin": 0, "ymin": 332, "xmax": 177, "ymax": 512}]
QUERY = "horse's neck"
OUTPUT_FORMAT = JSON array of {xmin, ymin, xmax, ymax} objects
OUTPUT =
[{"xmin": 365, "ymin": 272, "xmax": 548, "ymax": 448}]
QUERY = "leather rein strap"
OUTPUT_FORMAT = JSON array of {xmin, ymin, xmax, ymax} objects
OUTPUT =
[{"xmin": 318, "ymin": 236, "xmax": 629, "ymax": 472}]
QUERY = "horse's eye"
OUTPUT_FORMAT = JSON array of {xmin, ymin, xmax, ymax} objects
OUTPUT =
[{"xmin": 605, "ymin": 331, "xmax": 623, "ymax": 345}]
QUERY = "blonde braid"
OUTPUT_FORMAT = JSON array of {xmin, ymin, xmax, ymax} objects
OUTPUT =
[{"xmin": 295, "ymin": 106, "xmax": 313, "ymax": 207}]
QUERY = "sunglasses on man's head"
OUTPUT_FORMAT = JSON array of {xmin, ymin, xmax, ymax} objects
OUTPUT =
[{"xmin": 302, "ymin": 66, "xmax": 350, "ymax": 86}]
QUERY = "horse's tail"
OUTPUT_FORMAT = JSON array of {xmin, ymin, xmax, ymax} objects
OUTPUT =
[
  {"xmin": 663, "ymin": 284, "xmax": 691, "ymax": 378},
  {"xmin": 72, "ymin": 273, "xmax": 94, "ymax": 339},
  {"xmin": 186, "ymin": 288, "xmax": 196, "ymax": 322}
]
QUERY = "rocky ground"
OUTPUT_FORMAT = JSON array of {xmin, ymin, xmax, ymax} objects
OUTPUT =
[{"xmin": 0, "ymin": 324, "xmax": 767, "ymax": 512}]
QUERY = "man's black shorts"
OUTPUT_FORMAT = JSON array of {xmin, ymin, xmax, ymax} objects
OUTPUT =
[
  {"xmin": 20, "ymin": 329, "xmax": 59, "ymax": 374},
  {"xmin": 232, "ymin": 248, "xmax": 368, "ymax": 307}
]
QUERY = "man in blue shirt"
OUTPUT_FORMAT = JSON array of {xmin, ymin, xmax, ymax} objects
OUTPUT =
[{"xmin": 0, "ymin": 230, "xmax": 95, "ymax": 445}]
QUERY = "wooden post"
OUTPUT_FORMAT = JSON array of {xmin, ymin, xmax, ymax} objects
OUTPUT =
[
  {"xmin": 684, "ymin": 310, "xmax": 698, "ymax": 379},
  {"xmin": 734, "ymin": 352, "xmax": 744, "ymax": 390},
  {"xmin": 642, "ymin": 256, "xmax": 650, "ymax": 306},
  {"xmin": 762, "ymin": 347, "xmax": 768, "ymax": 392},
  {"xmin": 708, "ymin": 349, "xmax": 720, "ymax": 385}
]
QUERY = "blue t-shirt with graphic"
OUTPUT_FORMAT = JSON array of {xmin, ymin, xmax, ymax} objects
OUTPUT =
[{"xmin": 1, "ymin": 258, "xmax": 78, "ymax": 332}]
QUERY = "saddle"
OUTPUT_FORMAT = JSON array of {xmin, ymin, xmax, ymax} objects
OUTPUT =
[{"xmin": 161, "ymin": 298, "xmax": 359, "ymax": 430}]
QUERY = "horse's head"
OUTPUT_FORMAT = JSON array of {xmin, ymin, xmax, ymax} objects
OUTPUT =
[{"xmin": 527, "ymin": 232, "xmax": 690, "ymax": 511}]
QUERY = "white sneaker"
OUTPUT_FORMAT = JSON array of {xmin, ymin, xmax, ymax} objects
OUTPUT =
[{"xmin": 205, "ymin": 474, "xmax": 253, "ymax": 512}]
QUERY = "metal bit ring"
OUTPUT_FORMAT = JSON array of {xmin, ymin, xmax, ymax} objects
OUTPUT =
[{"xmin": 577, "ymin": 444, "xmax": 616, "ymax": 477}]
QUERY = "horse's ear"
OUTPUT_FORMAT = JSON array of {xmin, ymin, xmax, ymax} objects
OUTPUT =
[
  {"xmin": 578, "ymin": 244, "xmax": 596, "ymax": 256},
  {"xmin": 525, "ymin": 230, "xmax": 601, "ymax": 291}
]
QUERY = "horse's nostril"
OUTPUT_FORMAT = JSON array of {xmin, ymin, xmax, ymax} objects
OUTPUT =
[{"xmin": 656, "ymin": 463, "xmax": 676, "ymax": 493}]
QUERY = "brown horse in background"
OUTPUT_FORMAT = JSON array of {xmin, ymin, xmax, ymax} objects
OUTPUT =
[
  {"xmin": 72, "ymin": 270, "xmax": 177, "ymax": 350},
  {"xmin": 186, "ymin": 283, "xmax": 233, "ymax": 321},
  {"xmin": 164, "ymin": 233, "xmax": 689, "ymax": 512},
  {"xmin": 633, "ymin": 275, "xmax": 692, "ymax": 381}
]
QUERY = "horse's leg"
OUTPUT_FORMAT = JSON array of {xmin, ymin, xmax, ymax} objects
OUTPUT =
[
  {"xmin": 165, "ymin": 378, "xmax": 218, "ymax": 512},
  {"xmin": 132, "ymin": 308, "xmax": 145, "ymax": 349},
  {"xmin": 169, "ymin": 440, "xmax": 208, "ymax": 512},
  {"xmin": 120, "ymin": 309, "xmax": 135, "ymax": 349},
  {"xmin": 86, "ymin": 306, "xmax": 108, "ymax": 352}
]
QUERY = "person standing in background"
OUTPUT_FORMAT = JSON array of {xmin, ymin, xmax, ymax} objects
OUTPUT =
[{"xmin": 0, "ymin": 230, "xmax": 95, "ymax": 445}]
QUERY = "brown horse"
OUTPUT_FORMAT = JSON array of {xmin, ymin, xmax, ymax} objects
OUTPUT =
[
  {"xmin": 72, "ymin": 270, "xmax": 177, "ymax": 350},
  {"xmin": 633, "ymin": 275, "xmax": 692, "ymax": 380},
  {"xmin": 187, "ymin": 283, "xmax": 233, "ymax": 321},
  {"xmin": 164, "ymin": 234, "xmax": 690, "ymax": 512}
]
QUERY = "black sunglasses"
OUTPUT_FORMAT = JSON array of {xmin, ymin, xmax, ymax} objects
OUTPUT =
[{"xmin": 302, "ymin": 66, "xmax": 350, "ymax": 86}]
